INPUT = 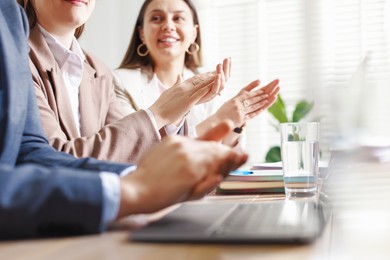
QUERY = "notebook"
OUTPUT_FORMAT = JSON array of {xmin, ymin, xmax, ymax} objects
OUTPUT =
[
  {"xmin": 217, "ymin": 181, "xmax": 285, "ymax": 194},
  {"xmin": 215, "ymin": 169, "xmax": 284, "ymax": 194},
  {"xmin": 131, "ymin": 199, "xmax": 328, "ymax": 244}
]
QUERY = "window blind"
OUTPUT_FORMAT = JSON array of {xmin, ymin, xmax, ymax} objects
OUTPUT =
[{"xmin": 196, "ymin": 0, "xmax": 390, "ymax": 162}]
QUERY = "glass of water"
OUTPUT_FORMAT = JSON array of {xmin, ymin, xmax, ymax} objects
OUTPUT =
[{"xmin": 280, "ymin": 122, "xmax": 320, "ymax": 198}]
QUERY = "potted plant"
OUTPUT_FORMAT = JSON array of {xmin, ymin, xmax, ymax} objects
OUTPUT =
[{"xmin": 265, "ymin": 94, "xmax": 314, "ymax": 162}]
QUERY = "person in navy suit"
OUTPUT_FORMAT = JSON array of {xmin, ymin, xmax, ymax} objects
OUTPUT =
[{"xmin": 0, "ymin": 0, "xmax": 247, "ymax": 239}]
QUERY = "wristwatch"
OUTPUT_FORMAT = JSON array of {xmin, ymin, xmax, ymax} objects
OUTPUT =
[
  {"xmin": 233, "ymin": 126, "xmax": 244, "ymax": 134},
  {"xmin": 233, "ymin": 123, "xmax": 246, "ymax": 134}
]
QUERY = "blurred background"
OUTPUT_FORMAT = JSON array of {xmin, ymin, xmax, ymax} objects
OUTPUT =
[{"xmin": 80, "ymin": 0, "xmax": 390, "ymax": 163}]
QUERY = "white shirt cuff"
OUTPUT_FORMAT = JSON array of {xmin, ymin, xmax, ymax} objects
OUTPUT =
[
  {"xmin": 99, "ymin": 172, "xmax": 121, "ymax": 230},
  {"xmin": 144, "ymin": 108, "xmax": 161, "ymax": 139},
  {"xmin": 164, "ymin": 117, "xmax": 186, "ymax": 135},
  {"xmin": 119, "ymin": 165, "xmax": 137, "ymax": 177}
]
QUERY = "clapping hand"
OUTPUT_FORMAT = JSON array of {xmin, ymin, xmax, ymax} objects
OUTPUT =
[
  {"xmin": 117, "ymin": 120, "xmax": 248, "ymax": 218},
  {"xmin": 149, "ymin": 58, "xmax": 231, "ymax": 129}
]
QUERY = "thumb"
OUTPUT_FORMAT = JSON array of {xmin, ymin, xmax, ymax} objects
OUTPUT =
[{"xmin": 197, "ymin": 120, "xmax": 234, "ymax": 142}]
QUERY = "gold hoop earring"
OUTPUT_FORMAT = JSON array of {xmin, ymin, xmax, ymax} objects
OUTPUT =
[
  {"xmin": 186, "ymin": 42, "xmax": 200, "ymax": 55},
  {"xmin": 137, "ymin": 43, "xmax": 149, "ymax": 57}
]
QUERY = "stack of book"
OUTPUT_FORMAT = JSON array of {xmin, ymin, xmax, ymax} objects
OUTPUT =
[
  {"xmin": 217, "ymin": 161, "xmax": 329, "ymax": 195},
  {"xmin": 216, "ymin": 168, "xmax": 285, "ymax": 195}
]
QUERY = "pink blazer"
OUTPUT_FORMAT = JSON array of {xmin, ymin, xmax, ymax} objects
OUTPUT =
[{"xmin": 27, "ymin": 26, "xmax": 160, "ymax": 163}]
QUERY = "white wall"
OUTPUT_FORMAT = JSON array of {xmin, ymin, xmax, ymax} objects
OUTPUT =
[
  {"xmin": 79, "ymin": 0, "xmax": 213, "ymax": 69},
  {"xmin": 79, "ymin": 0, "xmax": 145, "ymax": 69}
]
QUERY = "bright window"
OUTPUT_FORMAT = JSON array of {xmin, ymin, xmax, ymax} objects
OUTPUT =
[{"xmin": 196, "ymin": 0, "xmax": 390, "ymax": 162}]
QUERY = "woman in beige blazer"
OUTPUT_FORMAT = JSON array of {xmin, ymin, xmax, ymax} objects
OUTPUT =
[
  {"xmin": 114, "ymin": 0, "xmax": 280, "ymax": 148},
  {"xmin": 20, "ymin": 0, "xmax": 225, "ymax": 163}
]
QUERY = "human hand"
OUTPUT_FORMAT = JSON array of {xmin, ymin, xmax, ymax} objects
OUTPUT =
[
  {"xmin": 187, "ymin": 120, "xmax": 248, "ymax": 200},
  {"xmin": 116, "ymin": 121, "xmax": 248, "ymax": 218},
  {"xmin": 213, "ymin": 79, "xmax": 280, "ymax": 128},
  {"xmin": 149, "ymin": 70, "xmax": 221, "ymax": 129},
  {"xmin": 198, "ymin": 57, "xmax": 231, "ymax": 103}
]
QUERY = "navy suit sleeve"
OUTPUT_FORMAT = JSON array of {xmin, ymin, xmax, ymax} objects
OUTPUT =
[
  {"xmin": 0, "ymin": 1, "xmax": 130, "ymax": 238},
  {"xmin": 0, "ymin": 163, "xmax": 104, "ymax": 239}
]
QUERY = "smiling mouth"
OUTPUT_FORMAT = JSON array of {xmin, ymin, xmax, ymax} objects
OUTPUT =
[
  {"xmin": 159, "ymin": 37, "xmax": 179, "ymax": 44},
  {"xmin": 66, "ymin": 0, "xmax": 88, "ymax": 5}
]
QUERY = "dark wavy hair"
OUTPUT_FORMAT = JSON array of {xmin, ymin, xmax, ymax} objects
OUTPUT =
[
  {"xmin": 118, "ymin": 0, "xmax": 202, "ymax": 74},
  {"xmin": 17, "ymin": 0, "xmax": 85, "ymax": 38}
]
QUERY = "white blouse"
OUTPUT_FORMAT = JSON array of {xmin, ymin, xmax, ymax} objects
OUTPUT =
[{"xmin": 112, "ymin": 68, "xmax": 245, "ymax": 149}]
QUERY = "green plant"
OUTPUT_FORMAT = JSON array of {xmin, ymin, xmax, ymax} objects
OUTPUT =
[{"xmin": 265, "ymin": 94, "xmax": 314, "ymax": 162}]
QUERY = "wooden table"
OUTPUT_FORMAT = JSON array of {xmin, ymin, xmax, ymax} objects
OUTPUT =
[
  {"xmin": 0, "ymin": 193, "xmax": 334, "ymax": 260},
  {"xmin": 2, "ymin": 149, "xmax": 390, "ymax": 259}
]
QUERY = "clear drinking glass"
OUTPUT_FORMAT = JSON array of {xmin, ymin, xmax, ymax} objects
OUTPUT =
[{"xmin": 280, "ymin": 122, "xmax": 320, "ymax": 198}]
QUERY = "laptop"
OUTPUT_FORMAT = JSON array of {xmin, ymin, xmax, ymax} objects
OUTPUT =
[{"xmin": 131, "ymin": 197, "xmax": 329, "ymax": 244}]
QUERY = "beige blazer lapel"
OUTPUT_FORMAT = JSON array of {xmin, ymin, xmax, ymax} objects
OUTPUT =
[
  {"xmin": 139, "ymin": 73, "xmax": 161, "ymax": 109},
  {"xmin": 49, "ymin": 67, "xmax": 80, "ymax": 137},
  {"xmin": 29, "ymin": 27, "xmax": 79, "ymax": 138},
  {"xmin": 125, "ymin": 70, "xmax": 143, "ymax": 112},
  {"xmin": 78, "ymin": 61, "xmax": 102, "ymax": 136}
]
